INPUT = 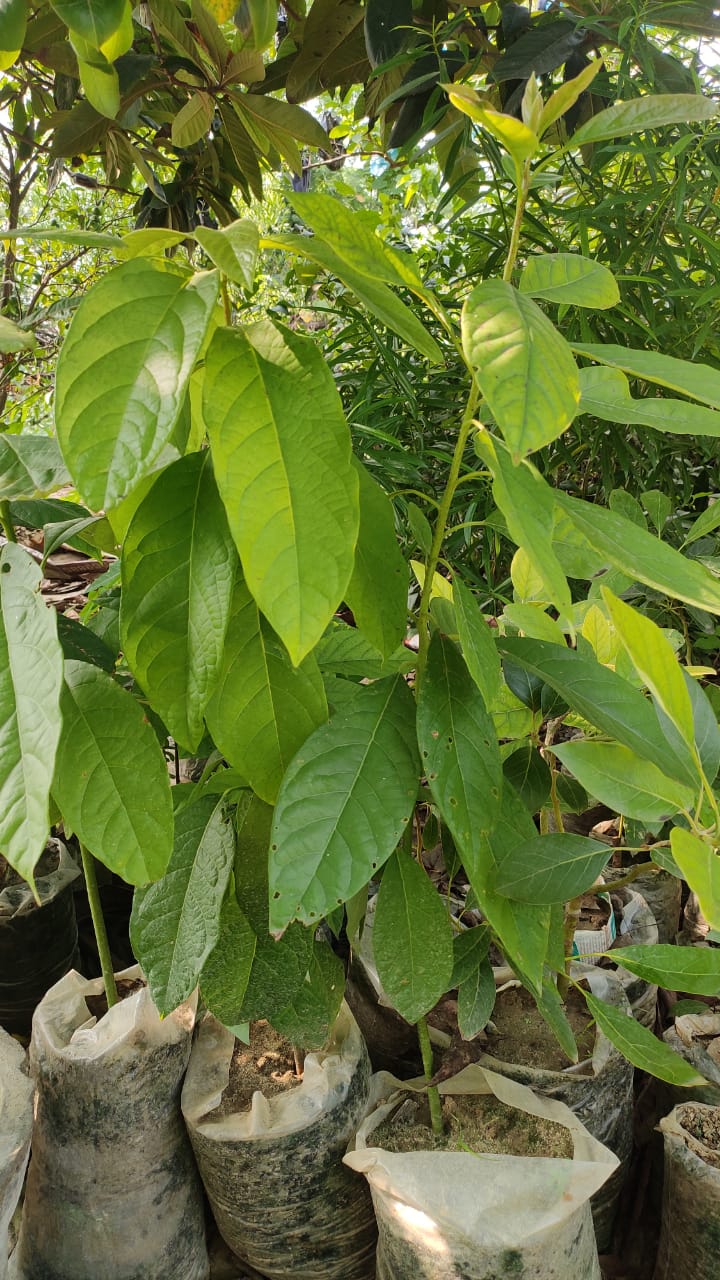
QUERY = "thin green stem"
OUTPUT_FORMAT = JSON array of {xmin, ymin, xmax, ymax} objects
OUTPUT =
[
  {"xmin": 502, "ymin": 160, "xmax": 531, "ymax": 284},
  {"xmin": 0, "ymin": 500, "xmax": 17, "ymax": 543},
  {"xmin": 221, "ymin": 277, "xmax": 232, "ymax": 326},
  {"xmin": 417, "ymin": 1016, "xmax": 444, "ymax": 1136},
  {"xmin": 80, "ymin": 844, "xmax": 119, "ymax": 1009},
  {"xmin": 416, "ymin": 382, "xmax": 479, "ymax": 683}
]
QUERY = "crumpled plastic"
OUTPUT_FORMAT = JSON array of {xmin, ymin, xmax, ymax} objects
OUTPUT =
[
  {"xmin": 182, "ymin": 1002, "xmax": 376, "ymax": 1279},
  {"xmin": 654, "ymin": 1102, "xmax": 720, "ymax": 1280},
  {"xmin": 344, "ymin": 1064, "xmax": 618, "ymax": 1280},
  {"xmin": 611, "ymin": 886, "xmax": 659, "ymax": 1028},
  {"xmin": 0, "ymin": 1030, "xmax": 33, "ymax": 1280},
  {"xmin": 663, "ymin": 1013, "xmax": 720, "ymax": 1109},
  {"xmin": 10, "ymin": 965, "xmax": 208, "ymax": 1280}
]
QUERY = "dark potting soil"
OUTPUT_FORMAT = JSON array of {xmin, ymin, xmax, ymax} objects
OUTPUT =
[
  {"xmin": 577, "ymin": 892, "xmax": 613, "ymax": 931},
  {"xmin": 215, "ymin": 1021, "xmax": 303, "ymax": 1115},
  {"xmin": 486, "ymin": 983, "xmax": 595, "ymax": 1072},
  {"xmin": 680, "ymin": 1105, "xmax": 720, "ymax": 1168},
  {"xmin": 84, "ymin": 976, "xmax": 145, "ymax": 1020},
  {"xmin": 373, "ymin": 1092, "xmax": 573, "ymax": 1159}
]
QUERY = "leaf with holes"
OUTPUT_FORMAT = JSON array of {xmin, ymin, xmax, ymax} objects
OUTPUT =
[
  {"xmin": 130, "ymin": 796, "xmax": 235, "ymax": 1015},
  {"xmin": 269, "ymin": 675, "xmax": 419, "ymax": 931},
  {"xmin": 0, "ymin": 545, "xmax": 63, "ymax": 884},
  {"xmin": 52, "ymin": 660, "xmax": 173, "ymax": 884},
  {"xmin": 462, "ymin": 281, "xmax": 580, "ymax": 459},
  {"xmin": 121, "ymin": 452, "xmax": 236, "ymax": 751},
  {"xmin": 205, "ymin": 573, "xmax": 327, "ymax": 804},
  {"xmin": 417, "ymin": 633, "xmax": 503, "ymax": 860},
  {"xmin": 55, "ymin": 258, "xmax": 218, "ymax": 509},
  {"xmin": 373, "ymin": 848, "xmax": 454, "ymax": 1024},
  {"xmin": 204, "ymin": 320, "xmax": 358, "ymax": 666}
]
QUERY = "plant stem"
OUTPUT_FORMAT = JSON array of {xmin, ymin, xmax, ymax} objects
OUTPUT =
[
  {"xmin": 557, "ymin": 894, "xmax": 582, "ymax": 1002},
  {"xmin": 502, "ymin": 160, "xmax": 531, "ymax": 284},
  {"xmin": 417, "ymin": 1016, "xmax": 444, "ymax": 1135},
  {"xmin": 0, "ymin": 500, "xmax": 17, "ymax": 543},
  {"xmin": 80, "ymin": 844, "xmax": 119, "ymax": 1009}
]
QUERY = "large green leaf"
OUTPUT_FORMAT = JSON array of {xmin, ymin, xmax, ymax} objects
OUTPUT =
[
  {"xmin": 0, "ymin": 545, "xmax": 63, "ymax": 884},
  {"xmin": 603, "ymin": 590, "xmax": 695, "ymax": 749},
  {"xmin": 49, "ymin": 0, "xmax": 128, "ymax": 47},
  {"xmin": 458, "ymin": 956, "xmax": 495, "ymax": 1041},
  {"xmin": 579, "ymin": 366, "xmax": 720, "ymax": 437},
  {"xmin": 553, "ymin": 491, "xmax": 720, "ymax": 614},
  {"xmin": 194, "ymin": 219, "xmax": 259, "ymax": 288},
  {"xmin": 269, "ymin": 675, "xmax": 419, "ymax": 931},
  {"xmin": 0, "ymin": 0, "xmax": 26, "ymax": 70},
  {"xmin": 572, "ymin": 342, "xmax": 720, "ymax": 410},
  {"xmin": 494, "ymin": 832, "xmax": 611, "ymax": 904},
  {"xmin": 474, "ymin": 433, "xmax": 572, "ymax": 616},
  {"xmin": 373, "ymin": 848, "xmax": 454, "ymax": 1024},
  {"xmin": 198, "ymin": 893, "xmax": 257, "ymax": 1025},
  {"xmin": 497, "ymin": 636, "xmax": 698, "ymax": 788},
  {"xmin": 0, "ymin": 315, "xmax": 35, "ymax": 352},
  {"xmin": 55, "ymin": 258, "xmax": 218, "ymax": 509},
  {"xmin": 584, "ymin": 993, "xmax": 706, "ymax": 1086},
  {"xmin": 130, "ymin": 796, "xmax": 235, "ymax": 1015},
  {"xmin": 570, "ymin": 93, "xmax": 718, "ymax": 147},
  {"xmin": 263, "ymin": 233, "xmax": 443, "ymax": 363},
  {"xmin": 364, "ymin": 0, "xmax": 411, "ymax": 67},
  {"xmin": 453, "ymin": 576, "xmax": 502, "ymax": 708},
  {"xmin": 553, "ymin": 741, "xmax": 695, "ymax": 824},
  {"xmin": 203, "ymin": 321, "xmax": 359, "ymax": 666},
  {"xmin": 121, "ymin": 451, "xmax": 235, "ymax": 752},
  {"xmin": 519, "ymin": 254, "xmax": 619, "ymax": 310},
  {"xmin": 271, "ymin": 938, "xmax": 345, "ymax": 1049},
  {"xmin": 52, "ymin": 660, "xmax": 173, "ymax": 884},
  {"xmin": 416, "ymin": 633, "xmax": 503, "ymax": 858},
  {"xmin": 285, "ymin": 0, "xmax": 365, "ymax": 103},
  {"xmin": 344, "ymin": 459, "xmax": 408, "ymax": 658},
  {"xmin": 608, "ymin": 945, "xmax": 720, "ymax": 997},
  {"xmin": 0, "ymin": 434, "xmax": 69, "ymax": 501},
  {"xmin": 205, "ymin": 573, "xmax": 328, "ymax": 804},
  {"xmin": 670, "ymin": 828, "xmax": 720, "ymax": 931},
  {"xmin": 463, "ymin": 783, "xmax": 551, "ymax": 996},
  {"xmin": 171, "ymin": 91, "xmax": 214, "ymax": 147},
  {"xmin": 462, "ymin": 281, "xmax": 580, "ymax": 459}
]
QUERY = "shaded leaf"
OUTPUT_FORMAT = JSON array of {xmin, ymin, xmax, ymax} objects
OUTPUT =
[
  {"xmin": 494, "ymin": 832, "xmax": 610, "ymax": 904},
  {"xmin": 373, "ymin": 847, "xmax": 454, "ymax": 1024},
  {"xmin": 458, "ymin": 956, "xmax": 495, "ymax": 1040},
  {"xmin": 344, "ymin": 458, "xmax": 408, "ymax": 658},
  {"xmin": 554, "ymin": 741, "xmax": 695, "ymax": 824}
]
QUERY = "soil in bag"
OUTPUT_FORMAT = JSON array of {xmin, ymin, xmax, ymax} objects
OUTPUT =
[{"xmin": 654, "ymin": 1102, "xmax": 720, "ymax": 1280}]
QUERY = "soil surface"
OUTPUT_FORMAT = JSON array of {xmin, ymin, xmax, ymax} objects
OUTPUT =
[
  {"xmin": 215, "ymin": 1021, "xmax": 303, "ymax": 1115},
  {"xmin": 374, "ymin": 1092, "xmax": 573, "ymax": 1159},
  {"xmin": 680, "ymin": 1105, "xmax": 720, "ymax": 1168},
  {"xmin": 485, "ymin": 983, "xmax": 594, "ymax": 1072},
  {"xmin": 85, "ymin": 977, "xmax": 145, "ymax": 1021}
]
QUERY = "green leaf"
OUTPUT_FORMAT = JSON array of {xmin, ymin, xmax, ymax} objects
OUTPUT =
[
  {"xmin": 171, "ymin": 91, "xmax": 214, "ymax": 147},
  {"xmin": 584, "ymin": 992, "xmax": 706, "ymax": 1086},
  {"xmin": 553, "ymin": 741, "xmax": 695, "ymax": 824},
  {"xmin": 263, "ymin": 232, "xmax": 443, "ymax": 364},
  {"xmin": 55, "ymin": 258, "xmax": 218, "ymax": 509},
  {"xmin": 464, "ymin": 784, "xmax": 550, "ymax": 996},
  {"xmin": 602, "ymin": 590, "xmax": 696, "ymax": 749},
  {"xmin": 234, "ymin": 0, "xmax": 278, "ymax": 50},
  {"xmin": 233, "ymin": 921, "xmax": 313, "ymax": 1023},
  {"xmin": 682, "ymin": 499, "xmax": 720, "ymax": 548},
  {"xmin": 0, "ymin": 0, "xmax": 26, "ymax": 71},
  {"xmin": 0, "ymin": 545, "xmax": 63, "ymax": 884},
  {"xmin": 670, "ymin": 828, "xmax": 720, "ymax": 931},
  {"xmin": 447, "ymin": 86, "xmax": 538, "ymax": 168},
  {"xmin": 49, "ymin": 0, "xmax": 128, "ymax": 47},
  {"xmin": 462, "ymin": 282, "xmax": 580, "ymax": 459},
  {"xmin": 199, "ymin": 893, "xmax": 257, "ymax": 1025},
  {"xmin": 315, "ymin": 620, "xmax": 412, "ymax": 679},
  {"xmin": 344, "ymin": 459, "xmax": 408, "ymax": 658},
  {"xmin": 572, "ymin": 342, "xmax": 720, "ymax": 410},
  {"xmin": 535, "ymin": 980, "xmax": 579, "ymax": 1064},
  {"xmin": 553, "ymin": 491, "xmax": 720, "ymax": 615},
  {"xmin": 269, "ymin": 675, "xmax": 419, "ymax": 931},
  {"xmin": 0, "ymin": 315, "xmax": 35, "ymax": 353},
  {"xmin": 74, "ymin": 46, "xmax": 119, "ymax": 118},
  {"xmin": 458, "ymin": 956, "xmax": 495, "ymax": 1040},
  {"xmin": 608, "ymin": 944, "xmax": 720, "ymax": 997},
  {"xmin": 537, "ymin": 56, "xmax": 603, "ymax": 136},
  {"xmin": 502, "ymin": 743, "xmax": 551, "ymax": 814},
  {"xmin": 494, "ymin": 832, "xmax": 610, "ymax": 904},
  {"xmin": 233, "ymin": 789, "xmax": 274, "ymax": 934},
  {"xmin": 519, "ymin": 254, "xmax": 619, "ymax": 310},
  {"xmin": 570, "ymin": 93, "xmax": 718, "ymax": 147},
  {"xmin": 364, "ymin": 0, "xmax": 411, "ymax": 67},
  {"xmin": 453, "ymin": 576, "xmax": 502, "ymax": 708},
  {"xmin": 205, "ymin": 573, "xmax": 328, "ymax": 804},
  {"xmin": 194, "ymin": 219, "xmax": 259, "ymax": 288},
  {"xmin": 121, "ymin": 451, "xmax": 236, "ymax": 752},
  {"xmin": 285, "ymin": 0, "xmax": 365, "ymax": 103},
  {"xmin": 451, "ymin": 925, "xmax": 491, "ymax": 988},
  {"xmin": 416, "ymin": 633, "xmax": 503, "ymax": 859},
  {"xmin": 52, "ymin": 660, "xmax": 173, "ymax": 885},
  {"xmin": 497, "ymin": 636, "xmax": 697, "ymax": 788},
  {"xmin": 0, "ymin": 226, "xmax": 122, "ymax": 248},
  {"xmin": 474, "ymin": 434, "xmax": 572, "ymax": 616},
  {"xmin": 373, "ymin": 848, "xmax": 454, "ymax": 1024},
  {"xmin": 56, "ymin": 613, "xmax": 115, "ymax": 672},
  {"xmin": 237, "ymin": 94, "xmax": 328, "ymax": 171},
  {"xmin": 578, "ymin": 366, "xmax": 720, "ymax": 438},
  {"xmin": 130, "ymin": 796, "xmax": 235, "ymax": 1015},
  {"xmin": 0, "ymin": 434, "xmax": 69, "ymax": 501},
  {"xmin": 271, "ymin": 938, "xmax": 345, "ymax": 1050}
]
